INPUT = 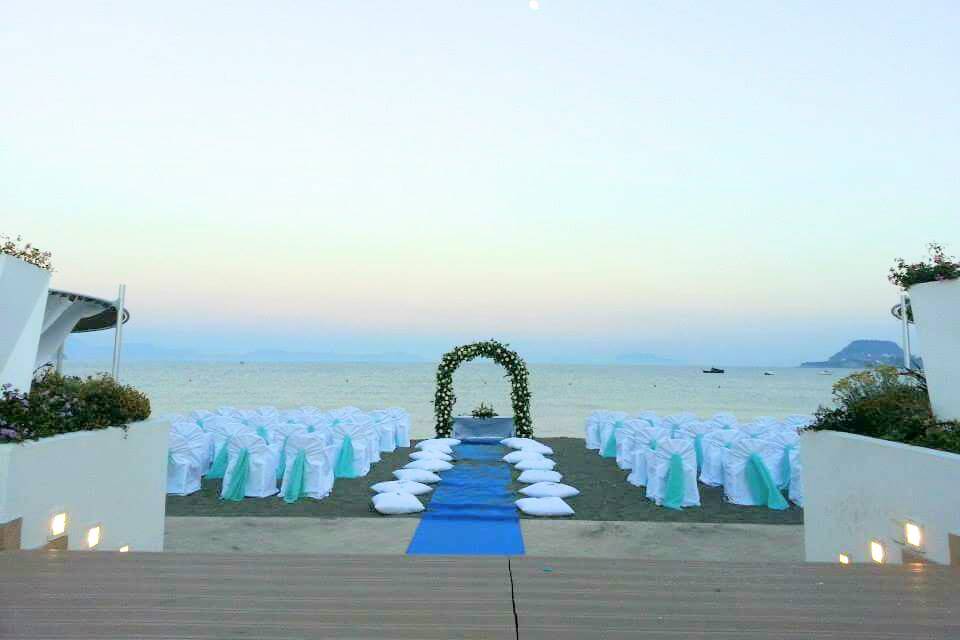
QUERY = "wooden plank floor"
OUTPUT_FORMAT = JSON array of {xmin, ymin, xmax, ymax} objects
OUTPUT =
[
  {"xmin": 511, "ymin": 557, "xmax": 960, "ymax": 639},
  {"xmin": 2, "ymin": 552, "xmax": 959, "ymax": 639},
  {"xmin": 0, "ymin": 552, "xmax": 516, "ymax": 639}
]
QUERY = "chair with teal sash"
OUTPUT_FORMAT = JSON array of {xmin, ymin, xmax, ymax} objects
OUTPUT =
[
  {"xmin": 626, "ymin": 426, "xmax": 670, "ymax": 487},
  {"xmin": 681, "ymin": 421, "xmax": 716, "ymax": 473},
  {"xmin": 646, "ymin": 438, "xmax": 700, "ymax": 509},
  {"xmin": 330, "ymin": 422, "xmax": 374, "ymax": 478},
  {"xmin": 279, "ymin": 431, "xmax": 334, "ymax": 503},
  {"xmin": 699, "ymin": 429, "xmax": 744, "ymax": 486},
  {"xmin": 387, "ymin": 407, "xmax": 412, "ymax": 448},
  {"xmin": 586, "ymin": 411, "xmax": 627, "ymax": 451},
  {"xmin": 167, "ymin": 429, "xmax": 204, "ymax": 495},
  {"xmin": 722, "ymin": 438, "xmax": 789, "ymax": 509},
  {"xmin": 711, "ymin": 412, "xmax": 738, "ymax": 428},
  {"xmin": 204, "ymin": 419, "xmax": 249, "ymax": 479},
  {"xmin": 220, "ymin": 431, "xmax": 281, "ymax": 500},
  {"xmin": 768, "ymin": 430, "xmax": 799, "ymax": 489}
]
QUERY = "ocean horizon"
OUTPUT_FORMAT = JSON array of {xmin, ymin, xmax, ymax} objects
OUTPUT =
[{"xmin": 62, "ymin": 360, "xmax": 839, "ymax": 438}]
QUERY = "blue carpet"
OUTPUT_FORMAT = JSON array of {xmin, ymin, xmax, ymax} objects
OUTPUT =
[{"xmin": 406, "ymin": 442, "xmax": 525, "ymax": 555}]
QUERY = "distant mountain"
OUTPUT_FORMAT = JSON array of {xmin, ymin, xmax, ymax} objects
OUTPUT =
[
  {"xmin": 801, "ymin": 340, "xmax": 921, "ymax": 369},
  {"xmin": 615, "ymin": 352, "xmax": 677, "ymax": 365},
  {"xmin": 228, "ymin": 350, "xmax": 428, "ymax": 363},
  {"xmin": 66, "ymin": 341, "xmax": 196, "ymax": 362}
]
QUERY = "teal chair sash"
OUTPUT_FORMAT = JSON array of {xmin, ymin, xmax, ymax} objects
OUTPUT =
[
  {"xmin": 276, "ymin": 434, "xmax": 292, "ymax": 480},
  {"xmin": 662, "ymin": 453, "xmax": 686, "ymax": 510},
  {"xmin": 206, "ymin": 442, "xmax": 230, "ymax": 479},
  {"xmin": 334, "ymin": 435, "xmax": 357, "ymax": 478},
  {"xmin": 221, "ymin": 448, "xmax": 250, "ymax": 501},
  {"xmin": 745, "ymin": 452, "xmax": 788, "ymax": 510},
  {"xmin": 601, "ymin": 421, "xmax": 623, "ymax": 458},
  {"xmin": 282, "ymin": 449, "xmax": 308, "ymax": 503},
  {"xmin": 693, "ymin": 434, "xmax": 705, "ymax": 471},
  {"xmin": 255, "ymin": 426, "xmax": 270, "ymax": 443}
]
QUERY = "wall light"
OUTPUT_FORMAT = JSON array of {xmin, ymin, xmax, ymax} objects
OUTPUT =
[
  {"xmin": 529, "ymin": 0, "xmax": 540, "ymax": 10},
  {"xmin": 870, "ymin": 540, "xmax": 885, "ymax": 564},
  {"xmin": 838, "ymin": 553, "xmax": 850, "ymax": 565},
  {"xmin": 86, "ymin": 525, "xmax": 102, "ymax": 549},
  {"xmin": 905, "ymin": 522, "xmax": 923, "ymax": 548},
  {"xmin": 119, "ymin": 545, "xmax": 130, "ymax": 553},
  {"xmin": 50, "ymin": 512, "xmax": 67, "ymax": 537}
]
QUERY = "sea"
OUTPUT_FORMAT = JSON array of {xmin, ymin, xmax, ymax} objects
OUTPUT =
[{"xmin": 62, "ymin": 361, "xmax": 839, "ymax": 439}]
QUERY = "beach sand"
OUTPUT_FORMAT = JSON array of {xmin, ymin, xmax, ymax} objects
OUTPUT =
[{"xmin": 167, "ymin": 437, "xmax": 802, "ymax": 525}]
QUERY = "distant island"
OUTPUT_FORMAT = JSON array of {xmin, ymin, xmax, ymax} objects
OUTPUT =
[{"xmin": 801, "ymin": 340, "xmax": 921, "ymax": 369}]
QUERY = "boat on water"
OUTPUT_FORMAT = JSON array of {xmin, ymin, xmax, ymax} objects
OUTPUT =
[
  {"xmin": 702, "ymin": 367, "xmax": 725, "ymax": 374},
  {"xmin": 819, "ymin": 370, "xmax": 832, "ymax": 375},
  {"xmin": 763, "ymin": 371, "xmax": 776, "ymax": 376}
]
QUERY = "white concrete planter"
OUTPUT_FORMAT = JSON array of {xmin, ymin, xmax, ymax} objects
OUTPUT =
[
  {"xmin": 0, "ymin": 420, "xmax": 169, "ymax": 551},
  {"xmin": 908, "ymin": 279, "xmax": 960, "ymax": 420},
  {"xmin": 802, "ymin": 431, "xmax": 960, "ymax": 565},
  {"xmin": 0, "ymin": 254, "xmax": 51, "ymax": 393}
]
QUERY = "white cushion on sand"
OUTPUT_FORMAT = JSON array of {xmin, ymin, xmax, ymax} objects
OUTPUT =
[
  {"xmin": 515, "ymin": 457, "xmax": 556, "ymax": 471},
  {"xmin": 415, "ymin": 442, "xmax": 453, "ymax": 454},
  {"xmin": 372, "ymin": 492, "xmax": 425, "ymax": 515},
  {"xmin": 502, "ymin": 449, "xmax": 547, "ymax": 464},
  {"xmin": 501, "ymin": 438, "xmax": 553, "ymax": 454},
  {"xmin": 410, "ymin": 450, "xmax": 453, "ymax": 462},
  {"xmin": 519, "ymin": 482, "xmax": 580, "ymax": 499},
  {"xmin": 517, "ymin": 469, "xmax": 563, "ymax": 484},
  {"xmin": 515, "ymin": 497, "xmax": 574, "ymax": 517},
  {"xmin": 393, "ymin": 469, "xmax": 442, "ymax": 484},
  {"xmin": 417, "ymin": 439, "xmax": 459, "ymax": 449},
  {"xmin": 405, "ymin": 458, "xmax": 453, "ymax": 472},
  {"xmin": 370, "ymin": 480, "xmax": 433, "ymax": 496}
]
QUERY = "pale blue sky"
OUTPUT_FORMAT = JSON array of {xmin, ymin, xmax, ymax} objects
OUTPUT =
[{"xmin": 2, "ymin": 1, "xmax": 958, "ymax": 365}]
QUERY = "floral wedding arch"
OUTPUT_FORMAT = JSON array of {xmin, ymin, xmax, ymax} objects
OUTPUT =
[{"xmin": 434, "ymin": 340, "xmax": 533, "ymax": 438}]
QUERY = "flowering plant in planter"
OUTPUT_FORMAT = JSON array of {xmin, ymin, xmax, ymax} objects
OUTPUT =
[
  {"xmin": 0, "ymin": 372, "xmax": 151, "ymax": 443},
  {"xmin": 889, "ymin": 243, "xmax": 960, "ymax": 289},
  {"xmin": 1, "ymin": 234, "xmax": 53, "ymax": 271}
]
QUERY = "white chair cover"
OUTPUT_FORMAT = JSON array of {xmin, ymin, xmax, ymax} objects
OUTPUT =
[
  {"xmin": 387, "ymin": 408, "xmax": 411, "ymax": 448},
  {"xmin": 370, "ymin": 410, "xmax": 399, "ymax": 453},
  {"xmin": 585, "ymin": 411, "xmax": 627, "ymax": 451},
  {"xmin": 645, "ymin": 438, "xmax": 700, "ymax": 508},
  {"xmin": 220, "ymin": 431, "xmax": 281, "ymax": 499},
  {"xmin": 662, "ymin": 413, "xmax": 697, "ymax": 430},
  {"xmin": 190, "ymin": 409, "xmax": 215, "ymax": 424},
  {"xmin": 767, "ymin": 430, "xmax": 800, "ymax": 489},
  {"xmin": 330, "ymin": 421, "xmax": 375, "ymax": 477},
  {"xmin": 626, "ymin": 426, "xmax": 670, "ymax": 487},
  {"xmin": 682, "ymin": 421, "xmax": 716, "ymax": 472},
  {"xmin": 167, "ymin": 428, "xmax": 204, "ymax": 495},
  {"xmin": 722, "ymin": 438, "xmax": 789, "ymax": 509},
  {"xmin": 171, "ymin": 421, "xmax": 214, "ymax": 473},
  {"xmin": 614, "ymin": 418, "xmax": 648, "ymax": 469},
  {"xmin": 699, "ymin": 429, "xmax": 744, "ymax": 486},
  {"xmin": 788, "ymin": 446, "xmax": 803, "ymax": 506},
  {"xmin": 739, "ymin": 421, "xmax": 772, "ymax": 439},
  {"xmin": 279, "ymin": 431, "xmax": 334, "ymax": 502},
  {"xmin": 215, "ymin": 406, "xmax": 243, "ymax": 418},
  {"xmin": 711, "ymin": 412, "xmax": 738, "ymax": 427}
]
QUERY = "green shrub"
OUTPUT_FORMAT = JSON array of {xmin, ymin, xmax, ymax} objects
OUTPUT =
[
  {"xmin": 470, "ymin": 402, "xmax": 497, "ymax": 419},
  {"xmin": 809, "ymin": 366, "xmax": 960, "ymax": 453},
  {"xmin": 0, "ymin": 372, "xmax": 151, "ymax": 443}
]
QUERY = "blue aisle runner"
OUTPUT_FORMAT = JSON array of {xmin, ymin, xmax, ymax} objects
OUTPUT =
[{"xmin": 406, "ymin": 442, "xmax": 525, "ymax": 555}]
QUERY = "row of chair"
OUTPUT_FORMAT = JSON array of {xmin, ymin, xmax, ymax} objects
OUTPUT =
[
  {"xmin": 585, "ymin": 411, "xmax": 806, "ymax": 509},
  {"xmin": 166, "ymin": 406, "xmax": 411, "ymax": 501}
]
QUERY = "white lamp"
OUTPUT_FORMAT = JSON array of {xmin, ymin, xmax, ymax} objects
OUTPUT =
[
  {"xmin": 119, "ymin": 545, "xmax": 130, "ymax": 553},
  {"xmin": 838, "ymin": 553, "xmax": 850, "ymax": 565},
  {"xmin": 904, "ymin": 522, "xmax": 922, "ymax": 548},
  {"xmin": 86, "ymin": 525, "xmax": 102, "ymax": 549},
  {"xmin": 870, "ymin": 540, "xmax": 885, "ymax": 564},
  {"xmin": 50, "ymin": 512, "xmax": 67, "ymax": 537}
]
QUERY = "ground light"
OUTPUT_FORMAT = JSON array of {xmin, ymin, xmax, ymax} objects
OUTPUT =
[
  {"xmin": 870, "ymin": 540, "xmax": 885, "ymax": 564},
  {"xmin": 119, "ymin": 545, "xmax": 130, "ymax": 553},
  {"xmin": 86, "ymin": 525, "xmax": 102, "ymax": 549},
  {"xmin": 50, "ymin": 512, "xmax": 67, "ymax": 537},
  {"xmin": 838, "ymin": 553, "xmax": 851, "ymax": 565},
  {"xmin": 904, "ymin": 522, "xmax": 922, "ymax": 548}
]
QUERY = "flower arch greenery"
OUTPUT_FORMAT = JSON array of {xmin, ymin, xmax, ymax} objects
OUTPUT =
[{"xmin": 434, "ymin": 340, "xmax": 533, "ymax": 438}]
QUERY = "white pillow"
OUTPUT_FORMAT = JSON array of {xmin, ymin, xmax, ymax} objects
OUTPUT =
[
  {"xmin": 515, "ymin": 497, "xmax": 574, "ymax": 517},
  {"xmin": 517, "ymin": 470, "xmax": 563, "ymax": 484},
  {"xmin": 502, "ymin": 450, "xmax": 547, "ymax": 464},
  {"xmin": 405, "ymin": 458, "xmax": 453, "ymax": 472},
  {"xmin": 393, "ymin": 469, "xmax": 441, "ymax": 484},
  {"xmin": 417, "ymin": 438, "xmax": 459, "ymax": 450},
  {"xmin": 515, "ymin": 457, "xmax": 556, "ymax": 471},
  {"xmin": 519, "ymin": 482, "xmax": 580, "ymax": 499},
  {"xmin": 415, "ymin": 441, "xmax": 453, "ymax": 454},
  {"xmin": 501, "ymin": 437, "xmax": 553, "ymax": 455},
  {"xmin": 372, "ymin": 492, "xmax": 425, "ymax": 515},
  {"xmin": 410, "ymin": 450, "xmax": 453, "ymax": 462},
  {"xmin": 370, "ymin": 480, "xmax": 433, "ymax": 496},
  {"xmin": 432, "ymin": 438, "xmax": 461, "ymax": 446}
]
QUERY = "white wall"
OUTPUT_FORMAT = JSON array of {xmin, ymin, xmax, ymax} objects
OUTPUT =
[
  {"xmin": 0, "ymin": 419, "xmax": 169, "ymax": 551},
  {"xmin": 909, "ymin": 279, "xmax": 960, "ymax": 421},
  {"xmin": 802, "ymin": 430, "xmax": 960, "ymax": 565},
  {"xmin": 0, "ymin": 255, "xmax": 51, "ymax": 392}
]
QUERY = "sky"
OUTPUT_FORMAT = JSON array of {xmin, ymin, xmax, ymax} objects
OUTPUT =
[{"xmin": 2, "ymin": 1, "xmax": 958, "ymax": 365}]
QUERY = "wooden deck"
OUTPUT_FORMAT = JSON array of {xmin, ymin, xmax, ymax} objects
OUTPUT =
[{"xmin": 2, "ymin": 552, "xmax": 958, "ymax": 639}]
